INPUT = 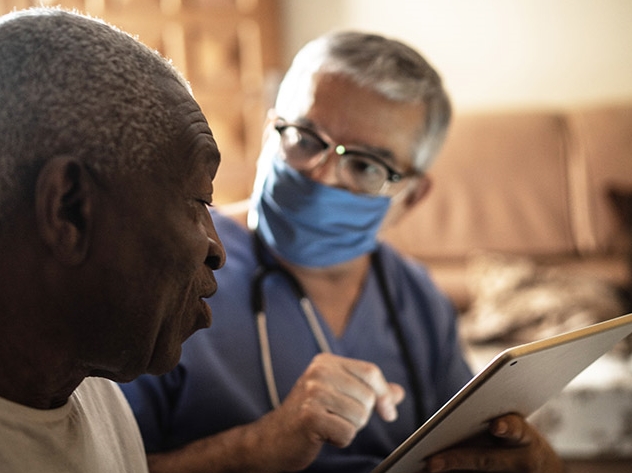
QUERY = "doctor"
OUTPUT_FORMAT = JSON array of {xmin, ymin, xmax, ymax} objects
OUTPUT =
[{"xmin": 121, "ymin": 31, "xmax": 564, "ymax": 473}]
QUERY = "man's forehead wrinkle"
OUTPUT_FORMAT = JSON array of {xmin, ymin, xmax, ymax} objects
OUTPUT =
[
  {"xmin": 173, "ymin": 99, "xmax": 206, "ymax": 124},
  {"xmin": 172, "ymin": 101, "xmax": 215, "ymax": 142},
  {"xmin": 161, "ymin": 86, "xmax": 219, "ymax": 171}
]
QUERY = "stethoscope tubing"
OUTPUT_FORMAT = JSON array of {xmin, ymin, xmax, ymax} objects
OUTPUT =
[
  {"xmin": 253, "ymin": 264, "xmax": 332, "ymax": 408},
  {"xmin": 251, "ymin": 234, "xmax": 425, "ymax": 424}
]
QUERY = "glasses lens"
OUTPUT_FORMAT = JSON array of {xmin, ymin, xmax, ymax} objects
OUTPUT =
[
  {"xmin": 338, "ymin": 154, "xmax": 389, "ymax": 195},
  {"xmin": 278, "ymin": 125, "xmax": 326, "ymax": 169},
  {"xmin": 276, "ymin": 122, "xmax": 409, "ymax": 196}
]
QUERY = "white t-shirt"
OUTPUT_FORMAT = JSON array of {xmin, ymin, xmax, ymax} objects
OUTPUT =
[{"xmin": 0, "ymin": 376, "xmax": 149, "ymax": 472}]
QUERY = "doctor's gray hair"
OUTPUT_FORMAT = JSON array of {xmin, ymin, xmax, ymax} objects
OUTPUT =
[{"xmin": 274, "ymin": 31, "xmax": 452, "ymax": 172}]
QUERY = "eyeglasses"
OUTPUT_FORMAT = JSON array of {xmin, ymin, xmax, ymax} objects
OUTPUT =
[{"xmin": 273, "ymin": 120, "xmax": 418, "ymax": 196}]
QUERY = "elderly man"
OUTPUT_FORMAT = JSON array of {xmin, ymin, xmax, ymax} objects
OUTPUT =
[
  {"xmin": 0, "ymin": 8, "xmax": 225, "ymax": 472},
  {"xmin": 123, "ymin": 31, "xmax": 564, "ymax": 472}
]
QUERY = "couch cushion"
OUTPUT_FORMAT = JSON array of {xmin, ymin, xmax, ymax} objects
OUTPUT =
[
  {"xmin": 382, "ymin": 111, "xmax": 576, "ymax": 259},
  {"xmin": 566, "ymin": 106, "xmax": 632, "ymax": 254}
]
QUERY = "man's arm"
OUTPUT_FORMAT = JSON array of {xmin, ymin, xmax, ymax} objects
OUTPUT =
[{"xmin": 146, "ymin": 353, "xmax": 404, "ymax": 473}]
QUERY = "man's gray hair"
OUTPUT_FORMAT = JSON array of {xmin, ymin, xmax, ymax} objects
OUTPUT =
[
  {"xmin": 275, "ymin": 31, "xmax": 451, "ymax": 172},
  {"xmin": 0, "ymin": 7, "xmax": 189, "ymax": 226}
]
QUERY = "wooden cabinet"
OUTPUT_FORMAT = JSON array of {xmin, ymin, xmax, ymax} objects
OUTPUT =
[{"xmin": 0, "ymin": 0, "xmax": 282, "ymax": 203}]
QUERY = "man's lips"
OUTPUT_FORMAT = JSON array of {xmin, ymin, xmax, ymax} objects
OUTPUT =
[
  {"xmin": 201, "ymin": 275, "xmax": 219, "ymax": 300},
  {"xmin": 182, "ymin": 278, "xmax": 218, "ymax": 340},
  {"xmin": 182, "ymin": 299, "xmax": 212, "ymax": 342}
]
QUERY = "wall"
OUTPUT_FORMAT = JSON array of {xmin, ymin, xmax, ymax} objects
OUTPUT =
[{"xmin": 279, "ymin": 0, "xmax": 632, "ymax": 113}]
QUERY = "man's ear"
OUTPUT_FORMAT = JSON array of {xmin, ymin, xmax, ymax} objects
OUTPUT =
[
  {"xmin": 35, "ymin": 156, "xmax": 94, "ymax": 265},
  {"xmin": 382, "ymin": 174, "xmax": 433, "ymax": 228},
  {"xmin": 402, "ymin": 174, "xmax": 433, "ymax": 210}
]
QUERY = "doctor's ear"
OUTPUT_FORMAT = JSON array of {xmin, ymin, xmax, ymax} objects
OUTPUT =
[
  {"xmin": 35, "ymin": 156, "xmax": 95, "ymax": 265},
  {"xmin": 402, "ymin": 174, "xmax": 432, "ymax": 209},
  {"xmin": 382, "ymin": 175, "xmax": 432, "ymax": 229}
]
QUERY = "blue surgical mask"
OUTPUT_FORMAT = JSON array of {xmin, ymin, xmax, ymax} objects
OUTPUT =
[{"xmin": 250, "ymin": 157, "xmax": 391, "ymax": 267}]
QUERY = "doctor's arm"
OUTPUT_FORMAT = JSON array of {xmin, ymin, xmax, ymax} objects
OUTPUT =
[{"xmin": 146, "ymin": 353, "xmax": 404, "ymax": 473}]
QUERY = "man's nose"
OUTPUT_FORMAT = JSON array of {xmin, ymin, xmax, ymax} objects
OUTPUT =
[{"xmin": 205, "ymin": 232, "xmax": 225, "ymax": 271}]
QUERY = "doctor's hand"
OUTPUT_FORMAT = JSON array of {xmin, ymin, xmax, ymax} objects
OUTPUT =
[
  {"xmin": 253, "ymin": 352, "xmax": 405, "ymax": 472},
  {"xmin": 145, "ymin": 352, "xmax": 404, "ymax": 473},
  {"xmin": 423, "ymin": 413, "xmax": 565, "ymax": 473}
]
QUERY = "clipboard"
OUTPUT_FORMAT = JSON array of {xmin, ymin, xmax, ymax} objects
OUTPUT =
[{"xmin": 372, "ymin": 312, "xmax": 632, "ymax": 473}]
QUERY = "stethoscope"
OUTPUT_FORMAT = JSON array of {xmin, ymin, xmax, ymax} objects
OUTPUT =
[{"xmin": 251, "ymin": 233, "xmax": 426, "ymax": 426}]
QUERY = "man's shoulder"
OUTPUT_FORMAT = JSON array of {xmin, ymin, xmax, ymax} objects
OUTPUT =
[{"xmin": 0, "ymin": 377, "xmax": 148, "ymax": 472}]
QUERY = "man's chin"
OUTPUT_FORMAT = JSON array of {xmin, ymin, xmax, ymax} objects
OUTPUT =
[
  {"xmin": 88, "ymin": 369, "xmax": 141, "ymax": 385},
  {"xmin": 93, "ymin": 347, "xmax": 183, "ymax": 383},
  {"xmin": 145, "ymin": 344, "xmax": 183, "ymax": 376}
]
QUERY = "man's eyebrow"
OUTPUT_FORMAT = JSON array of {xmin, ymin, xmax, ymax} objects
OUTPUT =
[
  {"xmin": 339, "ymin": 138, "xmax": 398, "ymax": 167},
  {"xmin": 354, "ymin": 144, "xmax": 396, "ymax": 163}
]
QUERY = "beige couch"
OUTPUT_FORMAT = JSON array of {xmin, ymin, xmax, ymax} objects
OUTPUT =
[{"xmin": 381, "ymin": 104, "xmax": 632, "ymax": 311}]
